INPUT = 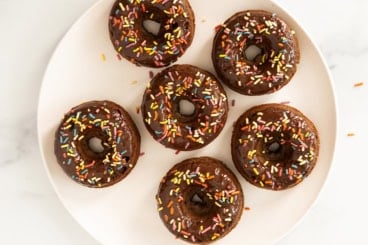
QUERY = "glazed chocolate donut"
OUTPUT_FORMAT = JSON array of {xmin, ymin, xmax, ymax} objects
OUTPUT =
[
  {"xmin": 231, "ymin": 104, "xmax": 319, "ymax": 190},
  {"xmin": 156, "ymin": 157, "xmax": 244, "ymax": 243},
  {"xmin": 141, "ymin": 64, "xmax": 228, "ymax": 151},
  {"xmin": 212, "ymin": 10, "xmax": 300, "ymax": 95},
  {"xmin": 54, "ymin": 101, "xmax": 140, "ymax": 188},
  {"xmin": 109, "ymin": 0, "xmax": 195, "ymax": 68}
]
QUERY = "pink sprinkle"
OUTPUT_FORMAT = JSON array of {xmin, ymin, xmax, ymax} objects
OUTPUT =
[
  {"xmin": 201, "ymin": 226, "xmax": 211, "ymax": 234},
  {"xmin": 280, "ymin": 101, "xmax": 290, "ymax": 105}
]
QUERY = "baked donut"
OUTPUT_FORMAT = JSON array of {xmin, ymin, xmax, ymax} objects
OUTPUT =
[
  {"xmin": 54, "ymin": 100, "xmax": 141, "ymax": 188},
  {"xmin": 141, "ymin": 64, "xmax": 228, "ymax": 151},
  {"xmin": 156, "ymin": 157, "xmax": 244, "ymax": 243},
  {"xmin": 109, "ymin": 0, "xmax": 195, "ymax": 68},
  {"xmin": 212, "ymin": 10, "xmax": 300, "ymax": 95},
  {"xmin": 231, "ymin": 104, "xmax": 319, "ymax": 190}
]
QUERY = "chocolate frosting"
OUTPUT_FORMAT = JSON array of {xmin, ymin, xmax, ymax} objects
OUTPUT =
[
  {"xmin": 54, "ymin": 100, "xmax": 140, "ymax": 188},
  {"xmin": 156, "ymin": 157, "xmax": 244, "ymax": 243},
  {"xmin": 212, "ymin": 10, "xmax": 300, "ymax": 95},
  {"xmin": 141, "ymin": 64, "xmax": 228, "ymax": 151},
  {"xmin": 231, "ymin": 103, "xmax": 319, "ymax": 190},
  {"xmin": 109, "ymin": 0, "xmax": 195, "ymax": 67}
]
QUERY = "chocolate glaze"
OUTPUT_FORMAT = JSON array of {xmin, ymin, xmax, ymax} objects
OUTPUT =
[
  {"xmin": 109, "ymin": 0, "xmax": 195, "ymax": 68},
  {"xmin": 212, "ymin": 10, "xmax": 300, "ymax": 95},
  {"xmin": 54, "ymin": 101, "xmax": 141, "ymax": 188},
  {"xmin": 156, "ymin": 157, "xmax": 244, "ymax": 243},
  {"xmin": 141, "ymin": 64, "xmax": 228, "ymax": 151},
  {"xmin": 231, "ymin": 104, "xmax": 319, "ymax": 190}
]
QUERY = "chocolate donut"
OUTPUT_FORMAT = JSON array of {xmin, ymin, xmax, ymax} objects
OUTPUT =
[
  {"xmin": 231, "ymin": 104, "xmax": 319, "ymax": 190},
  {"xmin": 109, "ymin": 0, "xmax": 195, "ymax": 68},
  {"xmin": 54, "ymin": 101, "xmax": 141, "ymax": 188},
  {"xmin": 156, "ymin": 157, "xmax": 244, "ymax": 243},
  {"xmin": 141, "ymin": 64, "xmax": 228, "ymax": 151},
  {"xmin": 212, "ymin": 10, "xmax": 300, "ymax": 95}
]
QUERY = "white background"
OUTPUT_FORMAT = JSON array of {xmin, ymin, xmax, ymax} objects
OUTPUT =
[{"xmin": 1, "ymin": 0, "xmax": 367, "ymax": 244}]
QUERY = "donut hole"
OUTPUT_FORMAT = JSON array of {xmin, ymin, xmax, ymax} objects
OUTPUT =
[
  {"xmin": 143, "ymin": 19, "xmax": 161, "ymax": 36},
  {"xmin": 262, "ymin": 139, "xmax": 293, "ymax": 162},
  {"xmin": 244, "ymin": 45, "xmax": 263, "ymax": 62},
  {"xmin": 179, "ymin": 99, "xmax": 196, "ymax": 117},
  {"xmin": 191, "ymin": 193, "xmax": 205, "ymax": 205},
  {"xmin": 184, "ymin": 187, "xmax": 215, "ymax": 217},
  {"xmin": 88, "ymin": 137, "xmax": 105, "ymax": 153},
  {"xmin": 268, "ymin": 142, "xmax": 281, "ymax": 154},
  {"xmin": 79, "ymin": 130, "xmax": 110, "ymax": 159}
]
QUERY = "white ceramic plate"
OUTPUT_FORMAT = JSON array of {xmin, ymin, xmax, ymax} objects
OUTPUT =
[{"xmin": 38, "ymin": 0, "xmax": 337, "ymax": 244}]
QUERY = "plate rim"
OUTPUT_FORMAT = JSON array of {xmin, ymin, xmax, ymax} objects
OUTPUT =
[{"xmin": 37, "ymin": 0, "xmax": 338, "ymax": 243}]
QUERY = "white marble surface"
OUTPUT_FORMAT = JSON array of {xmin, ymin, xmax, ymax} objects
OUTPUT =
[{"xmin": 0, "ymin": 0, "xmax": 367, "ymax": 244}]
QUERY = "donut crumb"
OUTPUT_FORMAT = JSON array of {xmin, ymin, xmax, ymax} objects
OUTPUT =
[
  {"xmin": 175, "ymin": 150, "xmax": 181, "ymax": 155},
  {"xmin": 116, "ymin": 54, "xmax": 122, "ymax": 61},
  {"xmin": 354, "ymin": 82, "xmax": 364, "ymax": 87},
  {"xmin": 136, "ymin": 106, "xmax": 140, "ymax": 114},
  {"xmin": 231, "ymin": 99, "xmax": 235, "ymax": 107},
  {"xmin": 149, "ymin": 71, "xmax": 154, "ymax": 79},
  {"xmin": 244, "ymin": 206, "xmax": 251, "ymax": 211},
  {"xmin": 139, "ymin": 152, "xmax": 145, "ymax": 157},
  {"xmin": 131, "ymin": 80, "xmax": 138, "ymax": 85},
  {"xmin": 347, "ymin": 132, "xmax": 355, "ymax": 137}
]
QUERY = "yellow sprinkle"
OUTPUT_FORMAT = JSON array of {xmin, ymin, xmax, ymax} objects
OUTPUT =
[
  {"xmin": 215, "ymin": 202, "xmax": 222, "ymax": 207},
  {"xmin": 101, "ymin": 53, "xmax": 106, "ymax": 61},
  {"xmin": 119, "ymin": 2, "xmax": 125, "ymax": 11}
]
